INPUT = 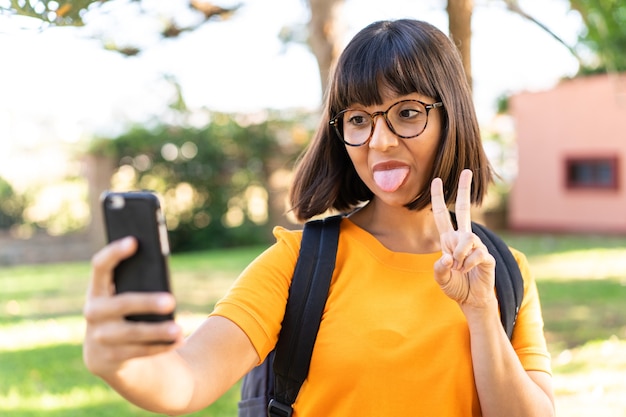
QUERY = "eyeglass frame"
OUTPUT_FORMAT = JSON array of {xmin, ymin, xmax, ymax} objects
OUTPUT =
[{"xmin": 329, "ymin": 99, "xmax": 444, "ymax": 147}]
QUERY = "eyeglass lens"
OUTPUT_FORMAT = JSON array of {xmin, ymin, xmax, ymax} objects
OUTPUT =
[{"xmin": 337, "ymin": 100, "xmax": 430, "ymax": 146}]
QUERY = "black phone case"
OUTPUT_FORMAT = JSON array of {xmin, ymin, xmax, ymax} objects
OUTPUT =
[{"xmin": 101, "ymin": 191, "xmax": 173, "ymax": 322}]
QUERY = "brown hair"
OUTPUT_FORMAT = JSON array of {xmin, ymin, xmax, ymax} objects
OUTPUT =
[{"xmin": 290, "ymin": 19, "xmax": 493, "ymax": 221}]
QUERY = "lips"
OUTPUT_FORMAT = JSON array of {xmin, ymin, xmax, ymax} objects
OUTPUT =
[{"xmin": 372, "ymin": 162, "xmax": 410, "ymax": 193}]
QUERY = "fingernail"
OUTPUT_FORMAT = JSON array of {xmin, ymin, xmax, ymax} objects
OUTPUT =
[
  {"xmin": 156, "ymin": 295, "xmax": 172, "ymax": 309},
  {"xmin": 120, "ymin": 236, "xmax": 134, "ymax": 249}
]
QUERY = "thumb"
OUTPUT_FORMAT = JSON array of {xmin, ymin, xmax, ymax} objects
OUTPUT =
[
  {"xmin": 433, "ymin": 253, "xmax": 454, "ymax": 286},
  {"xmin": 88, "ymin": 236, "xmax": 137, "ymax": 297}
]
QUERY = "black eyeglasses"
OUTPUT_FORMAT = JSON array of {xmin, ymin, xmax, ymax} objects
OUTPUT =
[{"xmin": 329, "ymin": 99, "xmax": 444, "ymax": 147}]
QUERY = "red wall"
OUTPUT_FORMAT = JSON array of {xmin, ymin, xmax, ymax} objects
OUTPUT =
[{"xmin": 509, "ymin": 73, "xmax": 626, "ymax": 233}]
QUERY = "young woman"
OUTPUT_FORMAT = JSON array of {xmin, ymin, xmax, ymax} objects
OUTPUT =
[{"xmin": 83, "ymin": 19, "xmax": 554, "ymax": 416}]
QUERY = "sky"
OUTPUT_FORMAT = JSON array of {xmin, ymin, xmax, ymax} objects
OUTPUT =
[{"xmin": 0, "ymin": 0, "xmax": 582, "ymax": 190}]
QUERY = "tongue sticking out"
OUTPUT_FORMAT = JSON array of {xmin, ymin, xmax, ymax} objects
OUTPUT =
[{"xmin": 373, "ymin": 167, "xmax": 409, "ymax": 193}]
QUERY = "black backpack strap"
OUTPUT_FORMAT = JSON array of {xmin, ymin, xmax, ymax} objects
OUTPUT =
[
  {"xmin": 471, "ymin": 221, "xmax": 524, "ymax": 339},
  {"xmin": 269, "ymin": 215, "xmax": 342, "ymax": 417},
  {"xmin": 450, "ymin": 212, "xmax": 524, "ymax": 340}
]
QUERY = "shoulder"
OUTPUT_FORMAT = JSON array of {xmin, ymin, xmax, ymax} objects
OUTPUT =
[
  {"xmin": 244, "ymin": 225, "xmax": 303, "ymax": 273},
  {"xmin": 507, "ymin": 246, "xmax": 527, "ymax": 263},
  {"xmin": 272, "ymin": 225, "xmax": 303, "ymax": 249},
  {"xmin": 507, "ymin": 246, "xmax": 532, "ymax": 285},
  {"xmin": 505, "ymin": 246, "xmax": 543, "ymax": 312}
]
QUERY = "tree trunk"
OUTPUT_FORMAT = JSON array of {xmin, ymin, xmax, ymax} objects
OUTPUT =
[
  {"xmin": 447, "ymin": 0, "xmax": 473, "ymax": 89},
  {"xmin": 83, "ymin": 153, "xmax": 116, "ymax": 251},
  {"xmin": 307, "ymin": 0, "xmax": 345, "ymax": 97}
]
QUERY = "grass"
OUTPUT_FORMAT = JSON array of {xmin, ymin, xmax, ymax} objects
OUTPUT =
[
  {"xmin": 501, "ymin": 232, "xmax": 626, "ymax": 351},
  {"xmin": 0, "ymin": 246, "xmax": 264, "ymax": 417},
  {"xmin": 1, "ymin": 233, "xmax": 626, "ymax": 416},
  {"xmin": 500, "ymin": 232, "xmax": 626, "ymax": 417}
]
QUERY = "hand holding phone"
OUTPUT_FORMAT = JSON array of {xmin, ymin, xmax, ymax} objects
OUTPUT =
[{"xmin": 101, "ymin": 191, "xmax": 174, "ymax": 322}]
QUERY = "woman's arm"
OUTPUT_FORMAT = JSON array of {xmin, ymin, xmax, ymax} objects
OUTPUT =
[
  {"xmin": 83, "ymin": 237, "xmax": 259, "ymax": 415},
  {"xmin": 462, "ymin": 300, "xmax": 554, "ymax": 417},
  {"xmin": 431, "ymin": 171, "xmax": 554, "ymax": 416}
]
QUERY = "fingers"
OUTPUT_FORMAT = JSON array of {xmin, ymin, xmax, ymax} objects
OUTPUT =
[
  {"xmin": 433, "ymin": 239, "xmax": 494, "ymax": 304},
  {"xmin": 433, "ymin": 252, "xmax": 454, "ymax": 286},
  {"xmin": 84, "ymin": 319, "xmax": 184, "ymax": 374},
  {"xmin": 430, "ymin": 169, "xmax": 474, "ymax": 234},
  {"xmin": 89, "ymin": 319, "xmax": 183, "ymax": 347},
  {"xmin": 455, "ymin": 169, "xmax": 473, "ymax": 233},
  {"xmin": 430, "ymin": 177, "xmax": 454, "ymax": 234},
  {"xmin": 84, "ymin": 289, "xmax": 177, "ymax": 336},
  {"xmin": 433, "ymin": 253, "xmax": 469, "ymax": 302},
  {"xmin": 84, "ymin": 238, "xmax": 182, "ymax": 372},
  {"xmin": 431, "ymin": 170, "xmax": 497, "ymax": 306},
  {"xmin": 84, "ymin": 291, "xmax": 176, "ymax": 322},
  {"xmin": 431, "ymin": 170, "xmax": 477, "ymax": 270},
  {"xmin": 453, "ymin": 237, "xmax": 492, "ymax": 273},
  {"xmin": 89, "ymin": 237, "xmax": 138, "ymax": 297},
  {"xmin": 444, "ymin": 233, "xmax": 489, "ymax": 273},
  {"xmin": 83, "ymin": 291, "xmax": 182, "ymax": 373}
]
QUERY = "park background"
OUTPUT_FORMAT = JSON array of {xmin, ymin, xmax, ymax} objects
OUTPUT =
[{"xmin": 1, "ymin": 0, "xmax": 626, "ymax": 416}]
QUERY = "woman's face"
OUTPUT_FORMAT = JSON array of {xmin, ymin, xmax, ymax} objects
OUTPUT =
[{"xmin": 342, "ymin": 89, "xmax": 442, "ymax": 209}]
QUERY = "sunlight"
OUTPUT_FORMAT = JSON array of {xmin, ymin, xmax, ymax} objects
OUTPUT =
[
  {"xmin": 530, "ymin": 248, "xmax": 626, "ymax": 281},
  {"xmin": 0, "ymin": 385, "xmax": 114, "ymax": 412},
  {"xmin": 0, "ymin": 317, "xmax": 85, "ymax": 351},
  {"xmin": 552, "ymin": 338, "xmax": 626, "ymax": 417},
  {"xmin": 0, "ymin": 313, "xmax": 208, "ymax": 351},
  {"xmin": 23, "ymin": 180, "xmax": 90, "ymax": 235}
]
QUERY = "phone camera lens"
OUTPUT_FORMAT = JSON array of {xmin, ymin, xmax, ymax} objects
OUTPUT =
[{"xmin": 109, "ymin": 195, "xmax": 125, "ymax": 209}]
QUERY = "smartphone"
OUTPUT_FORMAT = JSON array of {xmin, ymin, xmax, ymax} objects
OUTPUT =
[{"xmin": 101, "ymin": 191, "xmax": 173, "ymax": 322}]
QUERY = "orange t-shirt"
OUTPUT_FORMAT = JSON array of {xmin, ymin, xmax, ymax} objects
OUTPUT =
[{"xmin": 210, "ymin": 218, "xmax": 551, "ymax": 416}]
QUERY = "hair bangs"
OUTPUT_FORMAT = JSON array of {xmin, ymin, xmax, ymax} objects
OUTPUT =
[
  {"xmin": 331, "ymin": 45, "xmax": 384, "ymax": 113},
  {"xmin": 330, "ymin": 21, "xmax": 440, "ymax": 116},
  {"xmin": 382, "ymin": 38, "xmax": 439, "ymax": 101}
]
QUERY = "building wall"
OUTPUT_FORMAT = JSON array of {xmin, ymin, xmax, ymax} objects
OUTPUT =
[{"xmin": 509, "ymin": 73, "xmax": 626, "ymax": 233}]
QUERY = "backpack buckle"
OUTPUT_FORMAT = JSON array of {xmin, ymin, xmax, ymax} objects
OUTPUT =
[{"xmin": 267, "ymin": 399, "xmax": 293, "ymax": 417}]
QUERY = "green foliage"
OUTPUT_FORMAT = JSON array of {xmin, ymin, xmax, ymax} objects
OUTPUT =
[
  {"xmin": 0, "ymin": 340, "xmax": 241, "ymax": 416},
  {"xmin": 2, "ymin": 0, "xmax": 100, "ymax": 26},
  {"xmin": 2, "ymin": 1, "xmax": 241, "ymax": 57},
  {"xmin": 90, "ymin": 113, "xmax": 309, "ymax": 252},
  {"xmin": 0, "ymin": 176, "xmax": 24, "ymax": 229},
  {"xmin": 570, "ymin": 0, "xmax": 626, "ymax": 73}
]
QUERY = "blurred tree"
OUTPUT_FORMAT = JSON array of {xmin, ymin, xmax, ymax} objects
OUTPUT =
[
  {"xmin": 307, "ymin": 0, "xmax": 344, "ymax": 95},
  {"xmin": 447, "ymin": 0, "xmax": 474, "ymax": 88},
  {"xmin": 1, "ymin": 0, "xmax": 240, "ymax": 56},
  {"xmin": 1, "ymin": 0, "xmax": 94, "ymax": 26},
  {"xmin": 503, "ymin": 0, "xmax": 585, "ymax": 68},
  {"xmin": 89, "ymin": 112, "xmax": 312, "ymax": 251},
  {"xmin": 6, "ymin": 0, "xmax": 621, "ymax": 93},
  {"xmin": 504, "ymin": 0, "xmax": 626, "ymax": 74},
  {"xmin": 303, "ymin": 0, "xmax": 476, "ymax": 94},
  {"xmin": 305, "ymin": 0, "xmax": 615, "ymax": 96},
  {"xmin": 0, "ymin": 176, "xmax": 25, "ymax": 230},
  {"xmin": 569, "ymin": 0, "xmax": 626, "ymax": 73}
]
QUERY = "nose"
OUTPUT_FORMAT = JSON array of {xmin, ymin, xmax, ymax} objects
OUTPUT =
[{"xmin": 368, "ymin": 115, "xmax": 398, "ymax": 151}]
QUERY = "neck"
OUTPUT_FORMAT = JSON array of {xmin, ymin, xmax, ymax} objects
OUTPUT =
[{"xmin": 348, "ymin": 199, "xmax": 442, "ymax": 254}]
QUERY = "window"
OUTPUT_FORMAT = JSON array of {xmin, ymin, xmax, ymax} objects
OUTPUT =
[{"xmin": 566, "ymin": 157, "xmax": 619, "ymax": 190}]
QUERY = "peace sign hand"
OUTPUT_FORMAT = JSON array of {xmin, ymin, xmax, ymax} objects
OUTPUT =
[{"xmin": 430, "ymin": 169, "xmax": 496, "ymax": 308}]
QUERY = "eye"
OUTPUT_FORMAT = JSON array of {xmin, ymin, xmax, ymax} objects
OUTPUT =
[
  {"xmin": 346, "ymin": 112, "xmax": 370, "ymax": 127},
  {"xmin": 392, "ymin": 102, "xmax": 426, "ymax": 122},
  {"xmin": 398, "ymin": 108, "xmax": 420, "ymax": 119}
]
